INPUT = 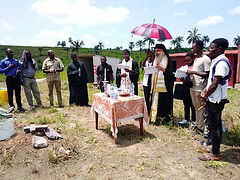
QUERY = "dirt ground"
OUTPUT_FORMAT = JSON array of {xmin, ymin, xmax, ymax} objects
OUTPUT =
[{"xmin": 0, "ymin": 80, "xmax": 240, "ymax": 180}]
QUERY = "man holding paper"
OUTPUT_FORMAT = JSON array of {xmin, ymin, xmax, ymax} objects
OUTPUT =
[{"xmin": 116, "ymin": 49, "xmax": 139, "ymax": 95}]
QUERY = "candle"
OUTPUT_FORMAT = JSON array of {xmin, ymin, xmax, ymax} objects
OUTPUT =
[{"xmin": 104, "ymin": 68, "xmax": 106, "ymax": 81}]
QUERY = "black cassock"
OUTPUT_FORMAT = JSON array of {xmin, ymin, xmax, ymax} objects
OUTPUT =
[
  {"xmin": 67, "ymin": 61, "xmax": 89, "ymax": 106},
  {"xmin": 116, "ymin": 59, "xmax": 139, "ymax": 95}
]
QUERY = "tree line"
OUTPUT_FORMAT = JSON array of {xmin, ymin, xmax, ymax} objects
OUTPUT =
[{"xmin": 55, "ymin": 27, "xmax": 240, "ymax": 56}]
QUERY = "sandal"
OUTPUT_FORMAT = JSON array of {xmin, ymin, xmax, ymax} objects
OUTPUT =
[
  {"xmin": 201, "ymin": 147, "xmax": 211, "ymax": 153},
  {"xmin": 199, "ymin": 153, "xmax": 219, "ymax": 161}
]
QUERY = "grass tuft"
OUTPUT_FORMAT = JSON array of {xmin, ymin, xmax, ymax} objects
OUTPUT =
[{"xmin": 206, "ymin": 160, "xmax": 228, "ymax": 169}]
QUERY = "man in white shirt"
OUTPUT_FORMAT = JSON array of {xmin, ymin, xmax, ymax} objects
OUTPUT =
[
  {"xmin": 187, "ymin": 40, "xmax": 211, "ymax": 133},
  {"xmin": 199, "ymin": 38, "xmax": 232, "ymax": 161}
]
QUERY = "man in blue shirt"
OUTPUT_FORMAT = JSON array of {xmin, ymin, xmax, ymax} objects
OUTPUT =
[{"xmin": 0, "ymin": 49, "xmax": 25, "ymax": 112}]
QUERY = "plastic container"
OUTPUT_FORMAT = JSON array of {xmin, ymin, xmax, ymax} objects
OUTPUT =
[
  {"xmin": 0, "ymin": 88, "xmax": 8, "ymax": 104},
  {"xmin": 110, "ymin": 84, "xmax": 115, "ymax": 99},
  {"xmin": 0, "ymin": 118, "xmax": 15, "ymax": 141},
  {"xmin": 130, "ymin": 83, "xmax": 135, "ymax": 96}
]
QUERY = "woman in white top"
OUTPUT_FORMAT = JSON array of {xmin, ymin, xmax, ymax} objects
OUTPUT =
[{"xmin": 142, "ymin": 50, "xmax": 155, "ymax": 115}]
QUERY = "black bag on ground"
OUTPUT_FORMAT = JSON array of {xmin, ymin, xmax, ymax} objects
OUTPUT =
[{"xmin": 174, "ymin": 83, "xmax": 186, "ymax": 100}]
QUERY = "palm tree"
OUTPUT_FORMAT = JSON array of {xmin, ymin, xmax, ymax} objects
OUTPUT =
[
  {"xmin": 186, "ymin": 27, "xmax": 202, "ymax": 45},
  {"xmin": 202, "ymin": 35, "xmax": 210, "ymax": 48},
  {"xmin": 98, "ymin": 42, "xmax": 104, "ymax": 50},
  {"xmin": 94, "ymin": 45, "xmax": 100, "ymax": 55},
  {"xmin": 136, "ymin": 40, "xmax": 145, "ymax": 55},
  {"xmin": 170, "ymin": 39, "xmax": 177, "ymax": 49},
  {"xmin": 129, "ymin": 42, "xmax": 135, "ymax": 51},
  {"xmin": 69, "ymin": 39, "xmax": 84, "ymax": 53},
  {"xmin": 143, "ymin": 37, "xmax": 155, "ymax": 49},
  {"xmin": 170, "ymin": 36, "xmax": 183, "ymax": 49},
  {"xmin": 57, "ymin": 41, "xmax": 61, "ymax": 47},
  {"xmin": 176, "ymin": 36, "xmax": 184, "ymax": 49},
  {"xmin": 234, "ymin": 35, "xmax": 240, "ymax": 47}
]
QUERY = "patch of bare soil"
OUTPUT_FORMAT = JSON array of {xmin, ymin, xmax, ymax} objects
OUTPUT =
[{"xmin": 0, "ymin": 81, "xmax": 240, "ymax": 179}]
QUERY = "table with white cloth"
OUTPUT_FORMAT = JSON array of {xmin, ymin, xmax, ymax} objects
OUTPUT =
[{"xmin": 91, "ymin": 93, "xmax": 149, "ymax": 144}]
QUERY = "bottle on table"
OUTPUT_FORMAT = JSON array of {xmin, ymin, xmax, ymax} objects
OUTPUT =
[
  {"xmin": 110, "ymin": 84, "xmax": 115, "ymax": 99},
  {"xmin": 130, "ymin": 83, "xmax": 135, "ymax": 96},
  {"xmin": 114, "ymin": 85, "xmax": 119, "ymax": 100}
]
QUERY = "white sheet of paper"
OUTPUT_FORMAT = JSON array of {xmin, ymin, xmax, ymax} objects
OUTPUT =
[
  {"xmin": 175, "ymin": 65, "xmax": 188, "ymax": 78},
  {"xmin": 116, "ymin": 64, "xmax": 130, "ymax": 69},
  {"xmin": 144, "ymin": 66, "xmax": 158, "ymax": 74}
]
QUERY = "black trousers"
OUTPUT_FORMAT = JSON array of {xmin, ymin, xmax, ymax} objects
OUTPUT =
[
  {"xmin": 143, "ymin": 86, "xmax": 152, "ymax": 115},
  {"xmin": 206, "ymin": 100, "xmax": 225, "ymax": 155},
  {"xmin": 183, "ymin": 95, "xmax": 196, "ymax": 121},
  {"xmin": 6, "ymin": 76, "xmax": 22, "ymax": 108},
  {"xmin": 157, "ymin": 92, "xmax": 173, "ymax": 122}
]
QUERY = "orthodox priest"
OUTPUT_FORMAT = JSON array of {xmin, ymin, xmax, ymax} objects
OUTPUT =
[
  {"xmin": 150, "ymin": 44, "xmax": 174, "ymax": 125},
  {"xmin": 67, "ymin": 53, "xmax": 89, "ymax": 106},
  {"xmin": 116, "ymin": 49, "xmax": 139, "ymax": 95}
]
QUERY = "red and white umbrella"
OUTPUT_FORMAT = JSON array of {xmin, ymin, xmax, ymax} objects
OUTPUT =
[{"xmin": 131, "ymin": 20, "xmax": 172, "ymax": 40}]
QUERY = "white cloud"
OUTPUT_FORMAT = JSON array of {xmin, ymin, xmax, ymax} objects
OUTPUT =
[
  {"xmin": 0, "ymin": 20, "xmax": 14, "ymax": 32},
  {"xmin": 31, "ymin": 0, "xmax": 129, "ymax": 27},
  {"xmin": 197, "ymin": 15, "xmax": 224, "ymax": 26},
  {"xmin": 229, "ymin": 6, "xmax": 240, "ymax": 14},
  {"xmin": 172, "ymin": 12, "xmax": 187, "ymax": 17},
  {"xmin": 28, "ymin": 26, "xmax": 73, "ymax": 46},
  {"xmin": 80, "ymin": 34, "xmax": 98, "ymax": 48},
  {"xmin": 173, "ymin": 0, "xmax": 193, "ymax": 4}
]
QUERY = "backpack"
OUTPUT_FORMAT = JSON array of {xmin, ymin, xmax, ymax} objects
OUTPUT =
[{"xmin": 211, "ymin": 58, "xmax": 232, "ymax": 85}]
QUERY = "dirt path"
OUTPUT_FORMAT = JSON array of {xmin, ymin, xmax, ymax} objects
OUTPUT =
[{"xmin": 0, "ymin": 105, "xmax": 240, "ymax": 180}]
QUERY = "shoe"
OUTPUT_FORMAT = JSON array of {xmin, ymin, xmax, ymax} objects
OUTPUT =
[
  {"xmin": 7, "ymin": 106, "xmax": 15, "ymax": 113},
  {"xmin": 199, "ymin": 153, "xmax": 219, "ymax": 161},
  {"xmin": 178, "ymin": 119, "xmax": 188, "ymax": 125},
  {"xmin": 59, "ymin": 105, "xmax": 64, "ymax": 108},
  {"xmin": 29, "ymin": 106, "xmax": 36, "ymax": 111},
  {"xmin": 18, "ymin": 107, "xmax": 26, "ymax": 112}
]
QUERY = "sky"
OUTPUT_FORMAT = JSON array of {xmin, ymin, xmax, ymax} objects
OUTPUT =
[{"xmin": 0, "ymin": 0, "xmax": 240, "ymax": 50}]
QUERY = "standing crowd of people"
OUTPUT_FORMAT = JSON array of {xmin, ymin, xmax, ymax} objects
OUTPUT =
[{"xmin": 0, "ymin": 38, "xmax": 232, "ymax": 161}]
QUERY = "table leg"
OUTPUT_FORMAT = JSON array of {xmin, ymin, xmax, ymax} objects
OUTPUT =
[
  {"xmin": 112, "ymin": 121, "xmax": 117, "ymax": 144},
  {"xmin": 139, "ymin": 117, "xmax": 143, "ymax": 136},
  {"xmin": 95, "ymin": 111, "xmax": 98, "ymax": 130}
]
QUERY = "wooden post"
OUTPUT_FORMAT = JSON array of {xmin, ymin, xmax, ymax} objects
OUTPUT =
[
  {"xmin": 95, "ymin": 111, "xmax": 98, "ymax": 130},
  {"xmin": 139, "ymin": 117, "xmax": 143, "ymax": 136}
]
